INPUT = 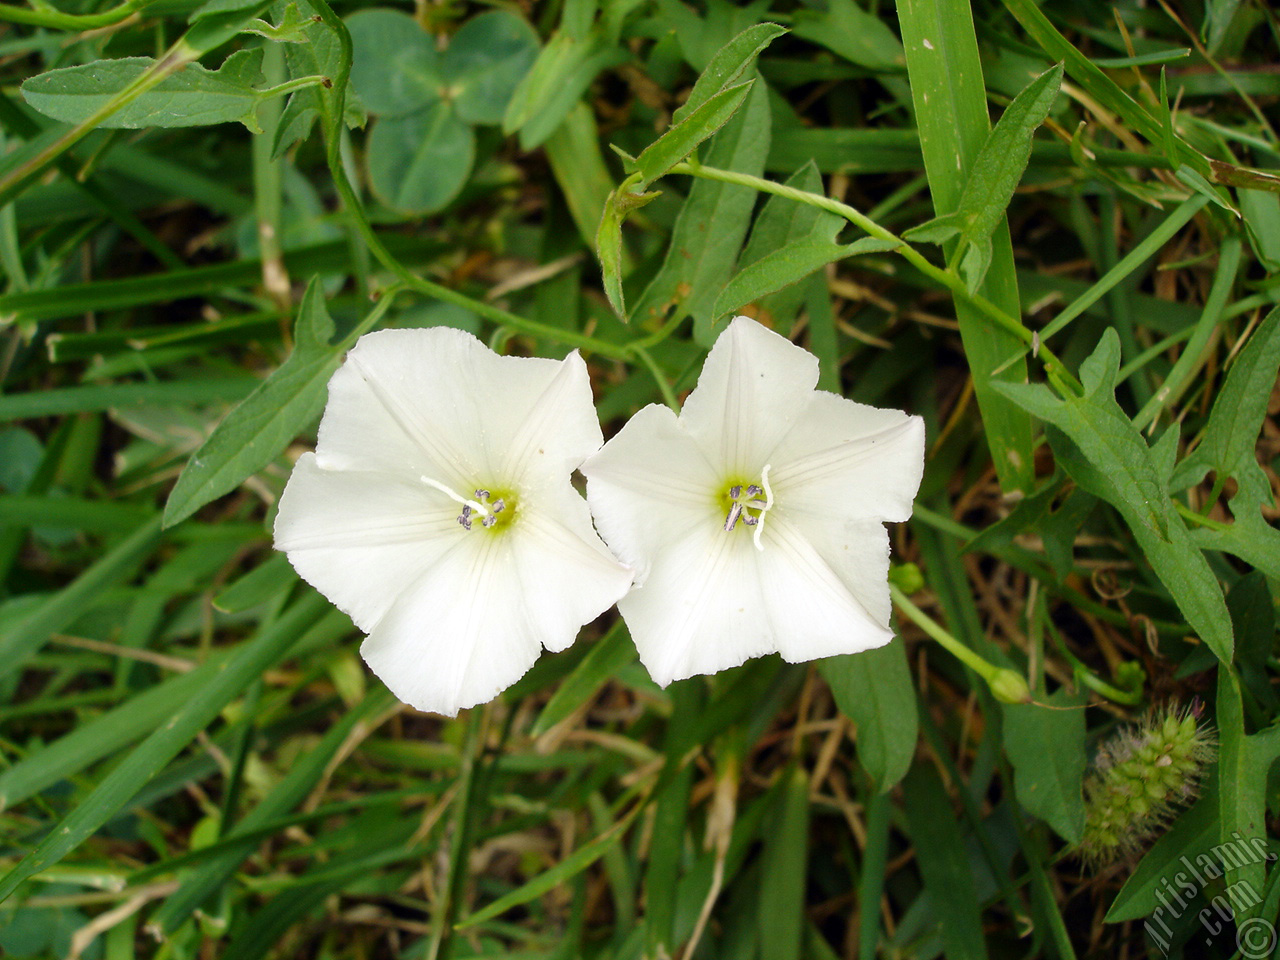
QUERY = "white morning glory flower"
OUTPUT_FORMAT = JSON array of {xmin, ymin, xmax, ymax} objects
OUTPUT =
[
  {"xmin": 274, "ymin": 327, "xmax": 633, "ymax": 716},
  {"xmin": 580, "ymin": 316, "xmax": 925, "ymax": 687}
]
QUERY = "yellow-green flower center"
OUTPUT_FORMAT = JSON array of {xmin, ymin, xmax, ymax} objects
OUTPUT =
[{"xmin": 716, "ymin": 465, "xmax": 773, "ymax": 549}]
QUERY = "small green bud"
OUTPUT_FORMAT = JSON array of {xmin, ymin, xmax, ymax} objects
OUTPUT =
[
  {"xmin": 888, "ymin": 562, "xmax": 925, "ymax": 595},
  {"xmin": 989, "ymin": 668, "xmax": 1032, "ymax": 704}
]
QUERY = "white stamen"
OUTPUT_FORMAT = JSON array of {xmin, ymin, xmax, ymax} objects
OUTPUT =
[
  {"xmin": 420, "ymin": 475, "xmax": 489, "ymax": 517},
  {"xmin": 752, "ymin": 464, "xmax": 773, "ymax": 551}
]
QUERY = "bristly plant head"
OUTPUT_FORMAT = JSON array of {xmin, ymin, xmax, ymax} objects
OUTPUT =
[{"xmin": 1077, "ymin": 700, "xmax": 1217, "ymax": 869}]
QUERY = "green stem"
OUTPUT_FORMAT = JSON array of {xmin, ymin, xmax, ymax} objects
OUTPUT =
[
  {"xmin": 668, "ymin": 160, "xmax": 1082, "ymax": 394},
  {"xmin": 0, "ymin": 41, "xmax": 197, "ymax": 208},
  {"xmin": 256, "ymin": 75, "xmax": 332, "ymax": 101},
  {"xmin": 632, "ymin": 345, "xmax": 680, "ymax": 412},
  {"xmin": 0, "ymin": 0, "xmax": 145, "ymax": 29},
  {"xmin": 307, "ymin": 0, "xmax": 633, "ymax": 361},
  {"xmin": 889, "ymin": 583, "xmax": 1030, "ymax": 703},
  {"xmin": 1175, "ymin": 500, "xmax": 1232, "ymax": 531}
]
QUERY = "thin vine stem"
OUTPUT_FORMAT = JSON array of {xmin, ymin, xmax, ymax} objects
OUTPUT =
[{"xmin": 667, "ymin": 159, "xmax": 1083, "ymax": 394}]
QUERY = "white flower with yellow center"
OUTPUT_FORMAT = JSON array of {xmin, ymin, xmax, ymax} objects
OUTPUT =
[
  {"xmin": 274, "ymin": 327, "xmax": 633, "ymax": 716},
  {"xmin": 580, "ymin": 317, "xmax": 925, "ymax": 687}
]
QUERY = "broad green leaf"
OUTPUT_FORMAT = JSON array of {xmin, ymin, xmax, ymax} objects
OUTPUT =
[
  {"xmin": 897, "ymin": 0, "xmax": 1034, "ymax": 492},
  {"xmin": 1104, "ymin": 784, "xmax": 1219, "ymax": 922},
  {"xmin": 274, "ymin": 0, "xmax": 365, "ymax": 156},
  {"xmin": 713, "ymin": 236, "xmax": 898, "ymax": 320},
  {"xmin": 1001, "ymin": 689, "xmax": 1087, "ymax": 843},
  {"xmin": 628, "ymin": 80, "xmax": 771, "ymax": 342},
  {"xmin": 736, "ymin": 161, "xmax": 845, "ymax": 334},
  {"xmin": 792, "ymin": 0, "xmax": 904, "ymax": 72},
  {"xmin": 444, "ymin": 10, "xmax": 539, "ymax": 126},
  {"xmin": 163, "ymin": 279, "xmax": 390, "ymax": 527},
  {"xmin": 503, "ymin": 30, "xmax": 628, "ymax": 149},
  {"xmin": 545, "ymin": 101, "xmax": 616, "ymax": 252},
  {"xmin": 366, "ymin": 103, "xmax": 475, "ymax": 215},
  {"xmin": 1216, "ymin": 668, "xmax": 1280, "ymax": 922},
  {"xmin": 993, "ymin": 330, "xmax": 1234, "ymax": 662},
  {"xmin": 596, "ymin": 193, "xmax": 628, "ymax": 317},
  {"xmin": 1171, "ymin": 306, "xmax": 1280, "ymax": 579},
  {"xmin": 672, "ymin": 21, "xmax": 786, "ymax": 124},
  {"xmin": 213, "ymin": 553, "xmax": 298, "ymax": 613},
  {"xmin": 0, "ymin": 592, "xmax": 329, "ymax": 902},
  {"xmin": 953, "ymin": 63, "xmax": 1063, "ymax": 290},
  {"xmin": 902, "ymin": 763, "xmax": 989, "ymax": 960},
  {"xmin": 820, "ymin": 640, "xmax": 917, "ymax": 792},
  {"xmin": 633, "ymin": 79, "xmax": 753, "ymax": 189},
  {"xmin": 758, "ymin": 766, "xmax": 809, "ymax": 960},
  {"xmin": 22, "ymin": 49, "xmax": 266, "ymax": 131},
  {"xmin": 346, "ymin": 9, "xmax": 441, "ymax": 117},
  {"xmin": 1240, "ymin": 188, "xmax": 1280, "ymax": 271}
]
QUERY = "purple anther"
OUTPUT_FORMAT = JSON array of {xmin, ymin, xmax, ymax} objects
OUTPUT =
[
  {"xmin": 723, "ymin": 502, "xmax": 743, "ymax": 531},
  {"xmin": 491, "ymin": 499, "xmax": 505, "ymax": 513}
]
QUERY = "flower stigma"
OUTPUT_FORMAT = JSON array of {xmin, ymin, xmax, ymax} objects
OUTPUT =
[
  {"xmin": 418, "ymin": 476, "xmax": 517, "ymax": 533},
  {"xmin": 720, "ymin": 464, "xmax": 773, "ymax": 551}
]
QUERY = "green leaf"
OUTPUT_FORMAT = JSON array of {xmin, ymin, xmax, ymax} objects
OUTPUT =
[
  {"xmin": 22, "ymin": 49, "xmax": 266, "ymax": 131},
  {"xmin": 992, "ymin": 330, "xmax": 1234, "ymax": 662},
  {"xmin": 758, "ymin": 766, "xmax": 809, "ymax": 960},
  {"xmin": 897, "ymin": 0, "xmax": 1034, "ymax": 492},
  {"xmin": 532, "ymin": 622, "xmax": 635, "ymax": 736},
  {"xmin": 628, "ymin": 80, "xmax": 771, "ymax": 342},
  {"xmin": 901, "ymin": 762, "xmax": 989, "ymax": 960},
  {"xmin": 0, "ymin": 516, "xmax": 164, "ymax": 682},
  {"xmin": 150, "ymin": 688, "xmax": 397, "ymax": 933},
  {"xmin": 633, "ymin": 79, "xmax": 753, "ymax": 189},
  {"xmin": 163, "ymin": 279, "xmax": 390, "ymax": 528},
  {"xmin": 713, "ymin": 235, "xmax": 897, "ymax": 321},
  {"xmin": 1216, "ymin": 668, "xmax": 1280, "ymax": 922},
  {"xmin": 1172, "ymin": 306, "xmax": 1280, "ymax": 579},
  {"xmin": 366, "ymin": 102, "xmax": 475, "ymax": 215},
  {"xmin": 503, "ymin": 30, "xmax": 628, "ymax": 149},
  {"xmin": 346, "ymin": 9, "xmax": 441, "ymax": 117},
  {"xmin": 671, "ymin": 21, "xmax": 786, "ymax": 125},
  {"xmin": 820, "ymin": 640, "xmax": 917, "ymax": 792},
  {"xmin": 458, "ymin": 804, "xmax": 640, "ymax": 928},
  {"xmin": 545, "ymin": 101, "xmax": 616, "ymax": 252},
  {"xmin": 1001, "ymin": 689, "xmax": 1087, "ymax": 843},
  {"xmin": 736, "ymin": 161, "xmax": 844, "ymax": 333},
  {"xmin": 953, "ymin": 63, "xmax": 1063, "ymax": 290},
  {"xmin": 0, "ymin": 592, "xmax": 329, "ymax": 902},
  {"xmin": 596, "ymin": 193, "xmax": 629, "ymax": 317},
  {"xmin": 1104, "ymin": 784, "xmax": 1219, "ymax": 923},
  {"xmin": 444, "ymin": 10, "xmax": 539, "ymax": 126},
  {"xmin": 791, "ymin": 0, "xmax": 904, "ymax": 72}
]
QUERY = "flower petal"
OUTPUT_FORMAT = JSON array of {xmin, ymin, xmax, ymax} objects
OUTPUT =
[
  {"xmin": 679, "ymin": 316, "xmax": 819, "ymax": 474},
  {"xmin": 581, "ymin": 403, "xmax": 722, "ymax": 582},
  {"xmin": 360, "ymin": 487, "xmax": 630, "ymax": 716},
  {"xmin": 618, "ymin": 516, "xmax": 891, "ymax": 687},
  {"xmin": 769, "ymin": 393, "xmax": 925, "ymax": 524},
  {"xmin": 273, "ymin": 453, "xmax": 458, "ymax": 631},
  {"xmin": 507, "ymin": 483, "xmax": 634, "ymax": 652},
  {"xmin": 315, "ymin": 328, "xmax": 602, "ymax": 488},
  {"xmin": 359, "ymin": 532, "xmax": 540, "ymax": 716},
  {"xmin": 500, "ymin": 350, "xmax": 606, "ymax": 484}
]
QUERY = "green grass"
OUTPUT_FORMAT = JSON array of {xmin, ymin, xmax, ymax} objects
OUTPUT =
[{"xmin": 1, "ymin": 0, "xmax": 1278, "ymax": 958}]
